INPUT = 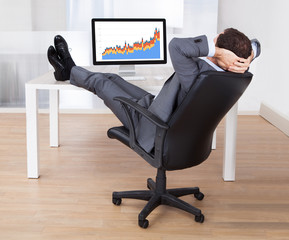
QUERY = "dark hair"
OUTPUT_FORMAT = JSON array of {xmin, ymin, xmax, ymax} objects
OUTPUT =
[{"xmin": 216, "ymin": 28, "xmax": 252, "ymax": 59}]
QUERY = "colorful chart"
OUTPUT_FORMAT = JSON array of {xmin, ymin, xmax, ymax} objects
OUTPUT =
[{"xmin": 102, "ymin": 28, "xmax": 161, "ymax": 60}]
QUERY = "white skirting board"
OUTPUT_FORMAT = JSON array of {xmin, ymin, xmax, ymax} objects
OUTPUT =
[
  {"xmin": 259, "ymin": 102, "xmax": 289, "ymax": 137},
  {"xmin": 0, "ymin": 108, "xmax": 113, "ymax": 114},
  {"xmin": 0, "ymin": 108, "xmax": 259, "ymax": 115}
]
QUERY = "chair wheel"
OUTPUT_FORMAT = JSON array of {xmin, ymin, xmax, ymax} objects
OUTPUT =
[
  {"xmin": 147, "ymin": 178, "xmax": 155, "ymax": 190},
  {"xmin": 112, "ymin": 197, "xmax": 122, "ymax": 206},
  {"xmin": 195, "ymin": 214, "xmax": 205, "ymax": 223},
  {"xmin": 194, "ymin": 192, "xmax": 204, "ymax": 200},
  {"xmin": 139, "ymin": 219, "xmax": 149, "ymax": 228}
]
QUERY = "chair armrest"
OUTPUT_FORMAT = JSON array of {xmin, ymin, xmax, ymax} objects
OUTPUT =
[
  {"xmin": 113, "ymin": 96, "xmax": 168, "ymax": 168},
  {"xmin": 113, "ymin": 96, "xmax": 169, "ymax": 130}
]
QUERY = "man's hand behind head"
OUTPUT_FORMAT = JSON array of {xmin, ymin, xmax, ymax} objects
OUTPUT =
[
  {"xmin": 214, "ymin": 47, "xmax": 241, "ymax": 71},
  {"xmin": 215, "ymin": 47, "xmax": 254, "ymax": 73},
  {"xmin": 228, "ymin": 50, "xmax": 254, "ymax": 73}
]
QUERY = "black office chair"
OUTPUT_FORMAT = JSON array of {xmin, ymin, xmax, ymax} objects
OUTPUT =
[{"xmin": 107, "ymin": 71, "xmax": 253, "ymax": 228}]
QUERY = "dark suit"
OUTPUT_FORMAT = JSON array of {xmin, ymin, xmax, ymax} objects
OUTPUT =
[{"xmin": 70, "ymin": 35, "xmax": 261, "ymax": 152}]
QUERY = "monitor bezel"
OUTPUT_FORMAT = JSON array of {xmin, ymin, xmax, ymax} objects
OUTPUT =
[{"xmin": 91, "ymin": 18, "xmax": 167, "ymax": 65}]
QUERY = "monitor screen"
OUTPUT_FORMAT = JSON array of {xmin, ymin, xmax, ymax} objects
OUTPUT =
[{"xmin": 91, "ymin": 18, "xmax": 167, "ymax": 65}]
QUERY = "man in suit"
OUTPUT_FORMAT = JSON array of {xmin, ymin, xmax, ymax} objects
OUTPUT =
[{"xmin": 47, "ymin": 28, "xmax": 261, "ymax": 152}]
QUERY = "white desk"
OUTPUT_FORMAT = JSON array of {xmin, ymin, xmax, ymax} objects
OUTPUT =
[{"xmin": 25, "ymin": 66, "xmax": 238, "ymax": 181}]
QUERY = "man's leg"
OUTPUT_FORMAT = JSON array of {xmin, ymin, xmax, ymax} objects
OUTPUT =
[
  {"xmin": 47, "ymin": 35, "xmax": 154, "ymax": 128},
  {"xmin": 70, "ymin": 66, "xmax": 154, "ymax": 128}
]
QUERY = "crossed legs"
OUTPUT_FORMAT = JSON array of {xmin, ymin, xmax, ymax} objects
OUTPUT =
[{"xmin": 47, "ymin": 35, "xmax": 154, "ymax": 129}]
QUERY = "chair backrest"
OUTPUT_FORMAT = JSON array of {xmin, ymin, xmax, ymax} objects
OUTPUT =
[{"xmin": 162, "ymin": 71, "xmax": 253, "ymax": 171}]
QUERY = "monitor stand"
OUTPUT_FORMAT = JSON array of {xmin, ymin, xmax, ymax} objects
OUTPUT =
[{"xmin": 118, "ymin": 65, "xmax": 146, "ymax": 81}]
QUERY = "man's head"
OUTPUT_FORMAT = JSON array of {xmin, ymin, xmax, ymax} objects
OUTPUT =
[{"xmin": 216, "ymin": 28, "xmax": 252, "ymax": 59}]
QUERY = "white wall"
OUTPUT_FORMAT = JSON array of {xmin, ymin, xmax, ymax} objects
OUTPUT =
[
  {"xmin": 0, "ymin": 0, "xmax": 66, "ymax": 31},
  {"xmin": 31, "ymin": 0, "xmax": 66, "ymax": 30},
  {"xmin": 0, "ymin": 0, "xmax": 68, "ymax": 107},
  {"xmin": 112, "ymin": 0, "xmax": 184, "ymax": 28},
  {"xmin": 218, "ymin": 0, "xmax": 289, "ymax": 116},
  {"xmin": 0, "ymin": 0, "xmax": 32, "ymax": 31}
]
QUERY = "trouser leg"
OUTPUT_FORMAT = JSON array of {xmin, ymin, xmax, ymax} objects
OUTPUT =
[{"xmin": 69, "ymin": 66, "xmax": 153, "ymax": 127}]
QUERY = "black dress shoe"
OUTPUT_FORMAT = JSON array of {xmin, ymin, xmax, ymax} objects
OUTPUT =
[
  {"xmin": 47, "ymin": 46, "xmax": 66, "ymax": 81},
  {"xmin": 54, "ymin": 35, "xmax": 71, "ymax": 60},
  {"xmin": 54, "ymin": 35, "xmax": 76, "ymax": 79}
]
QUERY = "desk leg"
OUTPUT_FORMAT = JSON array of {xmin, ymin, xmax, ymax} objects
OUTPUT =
[
  {"xmin": 212, "ymin": 130, "xmax": 216, "ymax": 150},
  {"xmin": 49, "ymin": 89, "xmax": 59, "ymax": 147},
  {"xmin": 25, "ymin": 85, "xmax": 39, "ymax": 178},
  {"xmin": 223, "ymin": 103, "xmax": 238, "ymax": 181}
]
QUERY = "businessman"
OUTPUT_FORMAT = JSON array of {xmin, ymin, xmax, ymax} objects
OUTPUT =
[{"xmin": 47, "ymin": 28, "xmax": 261, "ymax": 152}]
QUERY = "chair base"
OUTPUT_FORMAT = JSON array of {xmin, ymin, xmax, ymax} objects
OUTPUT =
[{"xmin": 112, "ymin": 168, "xmax": 205, "ymax": 228}]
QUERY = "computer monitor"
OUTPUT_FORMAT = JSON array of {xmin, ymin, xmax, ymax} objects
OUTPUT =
[{"xmin": 91, "ymin": 18, "xmax": 167, "ymax": 79}]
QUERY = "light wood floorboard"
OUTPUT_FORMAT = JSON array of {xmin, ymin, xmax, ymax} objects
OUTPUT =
[{"xmin": 0, "ymin": 113, "xmax": 289, "ymax": 239}]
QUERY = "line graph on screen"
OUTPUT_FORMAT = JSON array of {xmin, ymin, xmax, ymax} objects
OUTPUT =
[{"xmin": 102, "ymin": 28, "xmax": 161, "ymax": 60}]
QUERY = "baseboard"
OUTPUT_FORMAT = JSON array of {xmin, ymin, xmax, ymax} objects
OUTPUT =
[
  {"xmin": 0, "ymin": 108, "xmax": 26, "ymax": 113},
  {"xmin": 238, "ymin": 111, "xmax": 259, "ymax": 115},
  {"xmin": 0, "ymin": 108, "xmax": 113, "ymax": 114},
  {"xmin": 259, "ymin": 102, "xmax": 289, "ymax": 137},
  {"xmin": 1, "ymin": 107, "xmax": 259, "ymax": 115},
  {"xmin": 58, "ymin": 109, "xmax": 113, "ymax": 114}
]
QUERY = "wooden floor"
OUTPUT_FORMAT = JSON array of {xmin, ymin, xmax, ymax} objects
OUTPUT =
[{"xmin": 0, "ymin": 113, "xmax": 289, "ymax": 239}]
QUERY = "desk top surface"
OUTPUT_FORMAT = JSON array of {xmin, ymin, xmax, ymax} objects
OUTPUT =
[{"xmin": 26, "ymin": 65, "xmax": 174, "ymax": 91}]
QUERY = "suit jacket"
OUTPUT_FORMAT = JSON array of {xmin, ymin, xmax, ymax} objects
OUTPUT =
[{"xmin": 136, "ymin": 35, "xmax": 261, "ymax": 152}]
